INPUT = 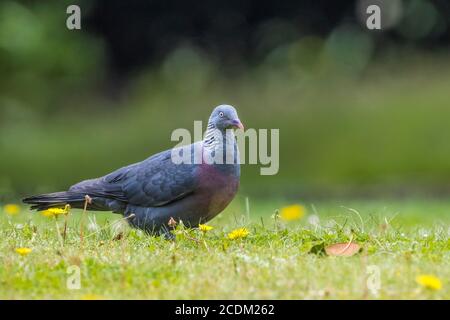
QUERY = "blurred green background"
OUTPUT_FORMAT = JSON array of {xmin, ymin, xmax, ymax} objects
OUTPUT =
[{"xmin": 0, "ymin": 0, "xmax": 449, "ymax": 201}]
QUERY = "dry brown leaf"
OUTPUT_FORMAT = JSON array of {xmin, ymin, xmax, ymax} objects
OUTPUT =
[
  {"xmin": 325, "ymin": 242, "xmax": 361, "ymax": 257},
  {"xmin": 168, "ymin": 217, "xmax": 177, "ymax": 227}
]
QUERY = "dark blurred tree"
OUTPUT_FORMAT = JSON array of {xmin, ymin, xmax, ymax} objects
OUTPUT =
[{"xmin": 85, "ymin": 0, "xmax": 450, "ymax": 76}]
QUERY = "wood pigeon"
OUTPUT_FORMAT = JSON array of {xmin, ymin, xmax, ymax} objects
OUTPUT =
[{"xmin": 23, "ymin": 105, "xmax": 243, "ymax": 235}]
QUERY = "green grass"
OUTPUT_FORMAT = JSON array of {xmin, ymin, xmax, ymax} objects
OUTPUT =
[{"xmin": 1, "ymin": 198, "xmax": 449, "ymax": 299}]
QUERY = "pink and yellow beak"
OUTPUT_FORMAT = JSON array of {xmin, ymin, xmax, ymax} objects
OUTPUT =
[{"xmin": 232, "ymin": 119, "xmax": 244, "ymax": 130}]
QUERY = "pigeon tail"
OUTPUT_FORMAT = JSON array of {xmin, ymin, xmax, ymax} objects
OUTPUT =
[{"xmin": 23, "ymin": 191, "xmax": 91, "ymax": 211}]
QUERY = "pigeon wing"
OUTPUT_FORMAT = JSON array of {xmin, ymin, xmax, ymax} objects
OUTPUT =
[{"xmin": 105, "ymin": 149, "xmax": 198, "ymax": 207}]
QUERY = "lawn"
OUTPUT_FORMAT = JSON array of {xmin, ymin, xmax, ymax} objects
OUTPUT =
[{"xmin": 1, "ymin": 198, "xmax": 448, "ymax": 299}]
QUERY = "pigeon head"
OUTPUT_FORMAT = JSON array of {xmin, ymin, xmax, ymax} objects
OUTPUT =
[{"xmin": 208, "ymin": 105, "xmax": 244, "ymax": 131}]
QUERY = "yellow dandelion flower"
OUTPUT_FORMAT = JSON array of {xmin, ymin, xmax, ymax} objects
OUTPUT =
[
  {"xmin": 4, "ymin": 204, "xmax": 20, "ymax": 216},
  {"xmin": 41, "ymin": 204, "xmax": 71, "ymax": 218},
  {"xmin": 416, "ymin": 274, "xmax": 442, "ymax": 291},
  {"xmin": 280, "ymin": 204, "xmax": 306, "ymax": 222},
  {"xmin": 227, "ymin": 227, "xmax": 249, "ymax": 240},
  {"xmin": 15, "ymin": 247, "xmax": 32, "ymax": 256},
  {"xmin": 81, "ymin": 294, "xmax": 105, "ymax": 300},
  {"xmin": 41, "ymin": 210, "xmax": 55, "ymax": 217},
  {"xmin": 199, "ymin": 224, "xmax": 214, "ymax": 232}
]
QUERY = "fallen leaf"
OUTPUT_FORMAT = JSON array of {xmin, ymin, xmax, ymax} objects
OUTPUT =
[
  {"xmin": 325, "ymin": 242, "xmax": 361, "ymax": 257},
  {"xmin": 168, "ymin": 217, "xmax": 177, "ymax": 227}
]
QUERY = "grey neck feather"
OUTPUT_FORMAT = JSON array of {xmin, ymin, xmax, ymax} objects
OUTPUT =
[
  {"xmin": 203, "ymin": 121, "xmax": 239, "ymax": 166},
  {"xmin": 203, "ymin": 122, "xmax": 218, "ymax": 149}
]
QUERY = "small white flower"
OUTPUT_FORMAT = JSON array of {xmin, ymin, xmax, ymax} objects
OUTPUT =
[
  {"xmin": 111, "ymin": 220, "xmax": 128, "ymax": 236},
  {"xmin": 308, "ymin": 214, "xmax": 320, "ymax": 226},
  {"xmin": 235, "ymin": 253, "xmax": 269, "ymax": 268},
  {"xmin": 418, "ymin": 228, "xmax": 429, "ymax": 238},
  {"xmin": 325, "ymin": 220, "xmax": 336, "ymax": 228},
  {"xmin": 87, "ymin": 216, "xmax": 100, "ymax": 232}
]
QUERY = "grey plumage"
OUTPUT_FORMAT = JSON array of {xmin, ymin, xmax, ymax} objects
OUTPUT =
[{"xmin": 23, "ymin": 105, "xmax": 243, "ymax": 235}]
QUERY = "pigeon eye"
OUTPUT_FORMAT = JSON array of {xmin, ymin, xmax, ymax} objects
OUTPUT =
[{"xmin": 219, "ymin": 112, "xmax": 224, "ymax": 117}]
